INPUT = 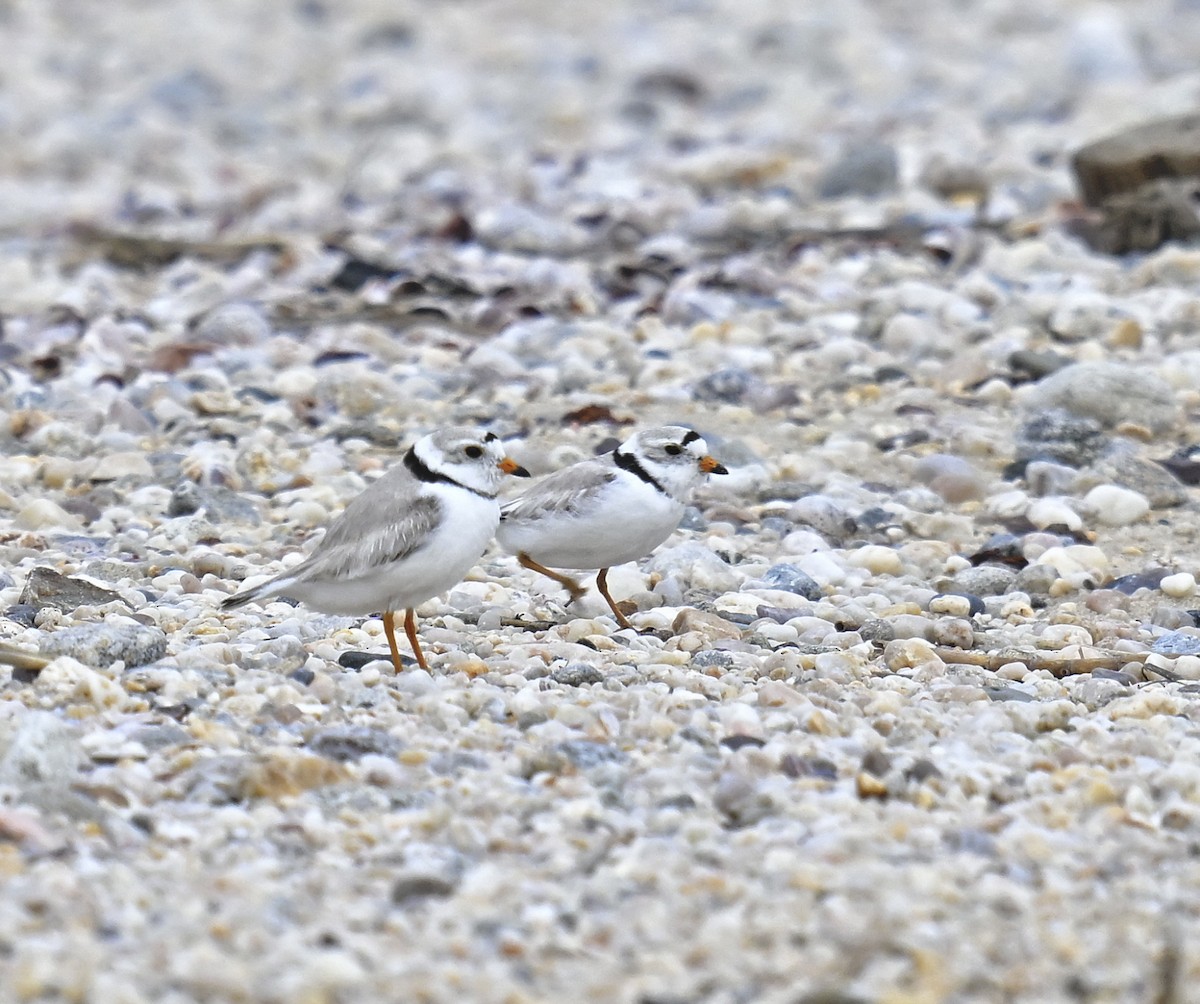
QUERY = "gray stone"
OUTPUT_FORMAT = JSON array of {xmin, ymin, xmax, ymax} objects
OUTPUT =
[
  {"xmin": 952, "ymin": 564, "xmax": 1018, "ymax": 597},
  {"xmin": 787, "ymin": 495, "xmax": 852, "ymax": 538},
  {"xmin": 1086, "ymin": 444, "xmax": 1189, "ymax": 509},
  {"xmin": 1152, "ymin": 630, "xmax": 1200, "ymax": 656},
  {"xmin": 818, "ymin": 140, "xmax": 899, "ymax": 198},
  {"xmin": 1024, "ymin": 362, "xmax": 1180, "ymax": 433},
  {"xmin": 1013, "ymin": 563, "xmax": 1059, "ymax": 596},
  {"xmin": 692, "ymin": 367, "xmax": 758, "ymax": 404},
  {"xmin": 307, "ymin": 726, "xmax": 402, "ymax": 761},
  {"xmin": 550, "ymin": 663, "xmax": 605, "ymax": 686},
  {"xmin": 691, "ymin": 650, "xmax": 735, "ymax": 669},
  {"xmin": 41, "ymin": 623, "xmax": 168, "ymax": 669},
  {"xmin": 761, "ymin": 563, "xmax": 822, "ymax": 600},
  {"xmin": 1015, "ymin": 410, "xmax": 1109, "ymax": 468},
  {"xmin": 19, "ymin": 567, "xmax": 126, "ymax": 612},
  {"xmin": 167, "ymin": 482, "xmax": 263, "ymax": 525}
]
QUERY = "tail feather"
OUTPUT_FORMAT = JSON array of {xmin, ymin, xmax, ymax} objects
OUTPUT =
[{"xmin": 220, "ymin": 586, "xmax": 261, "ymax": 610}]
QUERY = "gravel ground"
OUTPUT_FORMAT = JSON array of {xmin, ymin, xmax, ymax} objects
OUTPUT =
[{"xmin": 4, "ymin": 1, "xmax": 1200, "ymax": 1001}]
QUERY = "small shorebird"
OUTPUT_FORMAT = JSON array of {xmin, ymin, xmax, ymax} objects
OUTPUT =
[
  {"xmin": 497, "ymin": 426, "xmax": 727, "ymax": 628},
  {"xmin": 222, "ymin": 427, "xmax": 529, "ymax": 671}
]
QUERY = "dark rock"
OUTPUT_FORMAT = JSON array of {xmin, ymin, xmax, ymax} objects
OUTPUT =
[
  {"xmin": 1090, "ymin": 668, "xmax": 1136, "ymax": 685},
  {"xmin": 338, "ymin": 650, "xmax": 412, "ymax": 670},
  {"xmin": 856, "ymin": 506, "xmax": 900, "ymax": 531},
  {"xmin": 860, "ymin": 750, "xmax": 892, "ymax": 777},
  {"xmin": 1072, "ymin": 114, "xmax": 1200, "ymax": 206},
  {"xmin": 779, "ymin": 754, "xmax": 837, "ymax": 781},
  {"xmin": 1014, "ymin": 409, "xmax": 1109, "ymax": 469},
  {"xmin": 550, "ymin": 663, "xmax": 605, "ymax": 687},
  {"xmin": 985, "ymin": 686, "xmax": 1038, "ymax": 703},
  {"xmin": 19, "ymin": 568, "xmax": 125, "ymax": 612},
  {"xmin": 1009, "ymin": 349, "xmax": 1071, "ymax": 380},
  {"xmin": 876, "ymin": 429, "xmax": 931, "ymax": 452},
  {"xmin": 761, "ymin": 563, "xmax": 821, "ymax": 600},
  {"xmin": 1158, "ymin": 444, "xmax": 1200, "ymax": 486},
  {"xmin": 308, "ymin": 726, "xmax": 401, "ymax": 761},
  {"xmin": 755, "ymin": 605, "xmax": 806, "ymax": 624},
  {"xmin": 391, "ymin": 873, "xmax": 457, "ymax": 904},
  {"xmin": 288, "ymin": 667, "xmax": 316, "ymax": 686},
  {"xmin": 720, "ymin": 734, "xmax": 765, "ymax": 751},
  {"xmin": 968, "ymin": 534, "xmax": 1027, "ymax": 568},
  {"xmin": 1110, "ymin": 568, "xmax": 1169, "ymax": 595},
  {"xmin": 904, "ymin": 759, "xmax": 943, "ymax": 783},
  {"xmin": 5, "ymin": 605, "xmax": 37, "ymax": 627},
  {"xmin": 330, "ymin": 256, "xmax": 398, "ymax": 293}
]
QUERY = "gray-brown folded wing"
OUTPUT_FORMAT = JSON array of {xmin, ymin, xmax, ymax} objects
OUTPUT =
[
  {"xmin": 501, "ymin": 459, "xmax": 616, "ymax": 524},
  {"xmin": 289, "ymin": 488, "xmax": 443, "ymax": 585}
]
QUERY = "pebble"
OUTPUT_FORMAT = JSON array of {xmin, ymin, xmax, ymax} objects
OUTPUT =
[
  {"xmin": 1082, "ymin": 484, "xmax": 1150, "ymax": 526},
  {"xmin": 1026, "ymin": 497, "xmax": 1083, "ymax": 532},
  {"xmin": 1161, "ymin": 572, "xmax": 1197, "ymax": 598},
  {"xmin": 952, "ymin": 564, "xmax": 1017, "ymax": 597},
  {"xmin": 786, "ymin": 495, "xmax": 852, "ymax": 537},
  {"xmin": 19, "ymin": 568, "xmax": 125, "ymax": 612},
  {"xmin": 928, "ymin": 594, "xmax": 973, "ymax": 618},
  {"xmin": 40, "ymin": 623, "xmax": 168, "ymax": 668},
  {"xmin": 1023, "ymin": 362, "xmax": 1180, "ymax": 433},
  {"xmin": 759, "ymin": 563, "xmax": 822, "ymax": 600},
  {"xmin": 1152, "ymin": 631, "xmax": 1200, "ymax": 657},
  {"xmin": 1014, "ymin": 409, "xmax": 1109, "ymax": 469},
  {"xmin": 14, "ymin": 499, "xmax": 84, "ymax": 531},
  {"xmin": 846, "ymin": 545, "xmax": 903, "ymax": 576}
]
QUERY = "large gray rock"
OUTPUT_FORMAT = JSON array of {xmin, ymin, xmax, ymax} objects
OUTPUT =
[
  {"xmin": 40, "ymin": 623, "xmax": 168, "ymax": 669},
  {"xmin": 1024, "ymin": 363, "xmax": 1179, "ymax": 434}
]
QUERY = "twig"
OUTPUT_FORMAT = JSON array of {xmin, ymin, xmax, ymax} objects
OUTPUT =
[{"xmin": 931, "ymin": 647, "xmax": 1152, "ymax": 678}]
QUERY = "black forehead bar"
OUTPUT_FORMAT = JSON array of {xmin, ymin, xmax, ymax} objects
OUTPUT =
[
  {"xmin": 483, "ymin": 431, "xmax": 498, "ymax": 442},
  {"xmin": 681, "ymin": 430, "xmax": 701, "ymax": 445}
]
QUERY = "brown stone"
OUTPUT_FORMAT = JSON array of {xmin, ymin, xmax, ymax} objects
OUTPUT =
[{"xmin": 1072, "ymin": 114, "xmax": 1200, "ymax": 207}]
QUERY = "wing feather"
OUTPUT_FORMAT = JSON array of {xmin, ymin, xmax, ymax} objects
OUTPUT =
[
  {"xmin": 288, "ymin": 485, "xmax": 443, "ymax": 585},
  {"xmin": 500, "ymin": 458, "xmax": 616, "ymax": 523}
]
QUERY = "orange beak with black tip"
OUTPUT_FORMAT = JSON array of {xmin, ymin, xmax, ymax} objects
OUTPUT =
[
  {"xmin": 498, "ymin": 457, "xmax": 531, "ymax": 477},
  {"xmin": 699, "ymin": 455, "xmax": 728, "ymax": 475}
]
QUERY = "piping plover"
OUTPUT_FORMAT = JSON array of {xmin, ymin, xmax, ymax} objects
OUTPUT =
[
  {"xmin": 497, "ymin": 426, "xmax": 727, "ymax": 629},
  {"xmin": 222, "ymin": 427, "xmax": 529, "ymax": 672}
]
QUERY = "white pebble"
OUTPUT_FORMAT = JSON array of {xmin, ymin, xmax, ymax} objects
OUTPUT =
[
  {"xmin": 14, "ymin": 499, "xmax": 83, "ymax": 531},
  {"xmin": 1083, "ymin": 484, "xmax": 1150, "ymax": 526},
  {"xmin": 1026, "ymin": 498, "xmax": 1082, "ymax": 532},
  {"xmin": 1160, "ymin": 572, "xmax": 1196, "ymax": 598},
  {"xmin": 847, "ymin": 545, "xmax": 902, "ymax": 576},
  {"xmin": 929, "ymin": 594, "xmax": 972, "ymax": 618}
]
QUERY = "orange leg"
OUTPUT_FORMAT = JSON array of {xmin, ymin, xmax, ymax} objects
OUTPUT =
[
  {"xmin": 383, "ymin": 609, "xmax": 405, "ymax": 672},
  {"xmin": 518, "ymin": 552, "xmax": 586, "ymax": 604},
  {"xmin": 403, "ymin": 608, "xmax": 428, "ymax": 671},
  {"xmin": 596, "ymin": 568, "xmax": 634, "ymax": 630}
]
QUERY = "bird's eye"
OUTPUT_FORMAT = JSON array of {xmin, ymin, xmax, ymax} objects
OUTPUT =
[
  {"xmin": 465, "ymin": 445, "xmax": 484, "ymax": 459},
  {"xmin": 664, "ymin": 444, "xmax": 682, "ymax": 456}
]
